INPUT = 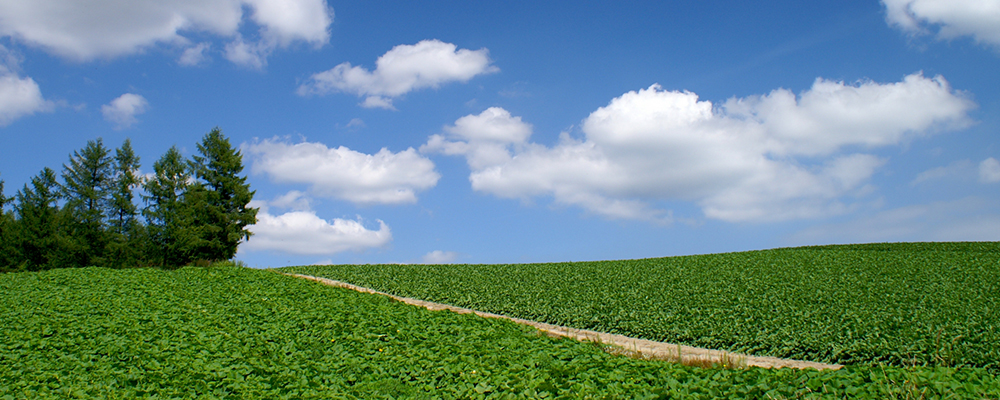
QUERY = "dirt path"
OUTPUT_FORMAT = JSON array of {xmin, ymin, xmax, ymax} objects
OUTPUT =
[{"xmin": 288, "ymin": 273, "xmax": 842, "ymax": 371}]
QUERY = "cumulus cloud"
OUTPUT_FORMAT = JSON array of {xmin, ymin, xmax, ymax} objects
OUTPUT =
[
  {"xmin": 0, "ymin": 45, "xmax": 52, "ymax": 126},
  {"xmin": 421, "ymin": 250, "xmax": 459, "ymax": 264},
  {"xmin": 883, "ymin": 0, "xmax": 1000, "ymax": 48},
  {"xmin": 243, "ymin": 199, "xmax": 391, "ymax": 255},
  {"xmin": 0, "ymin": 0, "xmax": 333, "ymax": 65},
  {"xmin": 246, "ymin": 138, "xmax": 440, "ymax": 205},
  {"xmin": 423, "ymin": 107, "xmax": 533, "ymax": 170},
  {"xmin": 101, "ymin": 93, "xmax": 149, "ymax": 130},
  {"xmin": 0, "ymin": 74, "xmax": 50, "ymax": 127},
  {"xmin": 297, "ymin": 39, "xmax": 498, "ymax": 109},
  {"xmin": 425, "ymin": 73, "xmax": 975, "ymax": 223},
  {"xmin": 980, "ymin": 157, "xmax": 1000, "ymax": 183}
]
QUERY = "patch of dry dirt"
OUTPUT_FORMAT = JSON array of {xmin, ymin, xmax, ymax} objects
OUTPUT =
[{"xmin": 288, "ymin": 273, "xmax": 842, "ymax": 371}]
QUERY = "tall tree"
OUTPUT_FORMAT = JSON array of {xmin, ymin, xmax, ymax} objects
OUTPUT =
[
  {"xmin": 13, "ymin": 168, "xmax": 62, "ymax": 271},
  {"xmin": 190, "ymin": 127, "xmax": 258, "ymax": 261},
  {"xmin": 0, "ymin": 173, "xmax": 7, "ymax": 210},
  {"xmin": 0, "ymin": 173, "xmax": 16, "ymax": 271},
  {"xmin": 143, "ymin": 146, "xmax": 203, "ymax": 267},
  {"xmin": 106, "ymin": 139, "xmax": 144, "ymax": 268},
  {"xmin": 61, "ymin": 138, "xmax": 114, "ymax": 267}
]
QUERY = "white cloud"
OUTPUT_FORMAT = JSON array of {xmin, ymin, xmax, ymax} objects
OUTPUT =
[
  {"xmin": 223, "ymin": 35, "xmax": 271, "ymax": 69},
  {"xmin": 883, "ymin": 0, "xmax": 1000, "ymax": 48},
  {"xmin": 360, "ymin": 95, "xmax": 396, "ymax": 110},
  {"xmin": 244, "ymin": 201, "xmax": 391, "ymax": 255},
  {"xmin": 244, "ymin": 0, "xmax": 332, "ymax": 47},
  {"xmin": 0, "ymin": 45, "xmax": 52, "ymax": 126},
  {"xmin": 721, "ymin": 73, "xmax": 973, "ymax": 156},
  {"xmin": 786, "ymin": 197, "xmax": 1000, "ymax": 244},
  {"xmin": 980, "ymin": 157, "xmax": 1000, "ymax": 183},
  {"xmin": 0, "ymin": 74, "xmax": 50, "ymax": 127},
  {"xmin": 425, "ymin": 73, "xmax": 974, "ymax": 223},
  {"xmin": 101, "ymin": 93, "xmax": 149, "ymax": 130},
  {"xmin": 246, "ymin": 138, "xmax": 440, "ymax": 205},
  {"xmin": 297, "ymin": 39, "xmax": 498, "ymax": 109},
  {"xmin": 421, "ymin": 250, "xmax": 459, "ymax": 264},
  {"xmin": 268, "ymin": 190, "xmax": 312, "ymax": 211},
  {"xmin": 0, "ymin": 0, "xmax": 333, "ymax": 64},
  {"xmin": 178, "ymin": 42, "xmax": 210, "ymax": 66},
  {"xmin": 422, "ymin": 107, "xmax": 533, "ymax": 170}
]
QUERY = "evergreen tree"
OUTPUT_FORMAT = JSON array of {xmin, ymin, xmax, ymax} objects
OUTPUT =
[
  {"xmin": 0, "ymin": 174, "xmax": 16, "ymax": 271},
  {"xmin": 13, "ymin": 168, "xmax": 62, "ymax": 271},
  {"xmin": 61, "ymin": 138, "xmax": 114, "ymax": 267},
  {"xmin": 190, "ymin": 127, "xmax": 257, "ymax": 261},
  {"xmin": 106, "ymin": 139, "xmax": 144, "ymax": 268},
  {"xmin": 0, "ymin": 174, "xmax": 7, "ymax": 209},
  {"xmin": 143, "ymin": 146, "xmax": 202, "ymax": 267}
]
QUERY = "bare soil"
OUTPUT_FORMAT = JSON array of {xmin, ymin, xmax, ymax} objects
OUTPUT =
[{"xmin": 288, "ymin": 273, "xmax": 842, "ymax": 371}]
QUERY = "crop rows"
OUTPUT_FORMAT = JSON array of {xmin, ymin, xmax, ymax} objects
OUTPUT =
[
  {"xmin": 282, "ymin": 242, "xmax": 1000, "ymax": 370},
  {"xmin": 3, "ymin": 265, "xmax": 999, "ymax": 398}
]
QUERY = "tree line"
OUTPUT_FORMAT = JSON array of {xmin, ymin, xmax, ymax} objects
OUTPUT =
[{"xmin": 0, "ymin": 128, "xmax": 258, "ymax": 272}]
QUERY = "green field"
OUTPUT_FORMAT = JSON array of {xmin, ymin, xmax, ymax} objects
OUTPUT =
[
  {"xmin": 0, "ymin": 244, "xmax": 998, "ymax": 398},
  {"xmin": 282, "ymin": 242, "xmax": 1000, "ymax": 371}
]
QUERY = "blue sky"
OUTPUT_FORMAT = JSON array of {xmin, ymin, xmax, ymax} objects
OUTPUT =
[{"xmin": 1, "ymin": 0, "xmax": 998, "ymax": 267}]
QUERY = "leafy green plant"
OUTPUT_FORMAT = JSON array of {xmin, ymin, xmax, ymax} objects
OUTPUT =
[
  {"xmin": 2, "ymin": 257, "xmax": 998, "ymax": 398},
  {"xmin": 282, "ymin": 242, "xmax": 1000, "ymax": 371}
]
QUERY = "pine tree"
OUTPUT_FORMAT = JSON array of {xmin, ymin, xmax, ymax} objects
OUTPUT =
[
  {"xmin": 0, "ymin": 173, "xmax": 16, "ymax": 271},
  {"xmin": 106, "ymin": 139, "xmax": 144, "ymax": 268},
  {"xmin": 61, "ymin": 138, "xmax": 114, "ymax": 267},
  {"xmin": 190, "ymin": 127, "xmax": 258, "ymax": 261},
  {"xmin": 143, "ymin": 146, "xmax": 203, "ymax": 267},
  {"xmin": 0, "ymin": 174, "xmax": 7, "ymax": 209},
  {"xmin": 13, "ymin": 168, "xmax": 62, "ymax": 271}
]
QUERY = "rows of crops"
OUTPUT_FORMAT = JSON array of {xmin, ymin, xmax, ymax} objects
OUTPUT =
[
  {"xmin": 3, "ymin": 265, "xmax": 998, "ymax": 398},
  {"xmin": 282, "ymin": 242, "xmax": 1000, "ymax": 371}
]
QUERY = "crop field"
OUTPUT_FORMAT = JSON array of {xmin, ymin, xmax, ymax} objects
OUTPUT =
[
  {"xmin": 0, "ymin": 246, "xmax": 995, "ymax": 398},
  {"xmin": 282, "ymin": 242, "xmax": 1000, "ymax": 372}
]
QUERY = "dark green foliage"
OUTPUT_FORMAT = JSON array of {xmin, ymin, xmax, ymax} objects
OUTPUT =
[
  {"xmin": 0, "ymin": 174, "xmax": 16, "ymax": 271},
  {"xmin": 0, "ymin": 173, "xmax": 8, "ymax": 209},
  {"xmin": 1, "ymin": 129, "xmax": 256, "ymax": 272},
  {"xmin": 105, "ymin": 139, "xmax": 144, "ymax": 268},
  {"xmin": 60, "ymin": 138, "xmax": 114, "ymax": 267},
  {"xmin": 12, "ymin": 168, "xmax": 64, "ymax": 271},
  {"xmin": 2, "ymin": 266, "xmax": 997, "ymax": 398},
  {"xmin": 189, "ymin": 127, "xmax": 258, "ymax": 261},
  {"xmin": 143, "ymin": 146, "xmax": 202, "ymax": 267},
  {"xmin": 282, "ymin": 242, "xmax": 1000, "ymax": 371}
]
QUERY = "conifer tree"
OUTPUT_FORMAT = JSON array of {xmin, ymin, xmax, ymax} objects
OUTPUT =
[
  {"xmin": 0, "ymin": 174, "xmax": 15, "ymax": 271},
  {"xmin": 13, "ymin": 168, "xmax": 62, "ymax": 271},
  {"xmin": 190, "ymin": 127, "xmax": 257, "ymax": 261},
  {"xmin": 106, "ymin": 139, "xmax": 144, "ymax": 268},
  {"xmin": 61, "ymin": 138, "xmax": 114, "ymax": 266},
  {"xmin": 144, "ymin": 146, "xmax": 203, "ymax": 267},
  {"xmin": 0, "ymin": 174, "xmax": 7, "ymax": 209}
]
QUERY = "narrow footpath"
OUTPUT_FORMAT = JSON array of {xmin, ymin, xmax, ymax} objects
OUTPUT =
[{"xmin": 289, "ymin": 273, "xmax": 842, "ymax": 371}]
